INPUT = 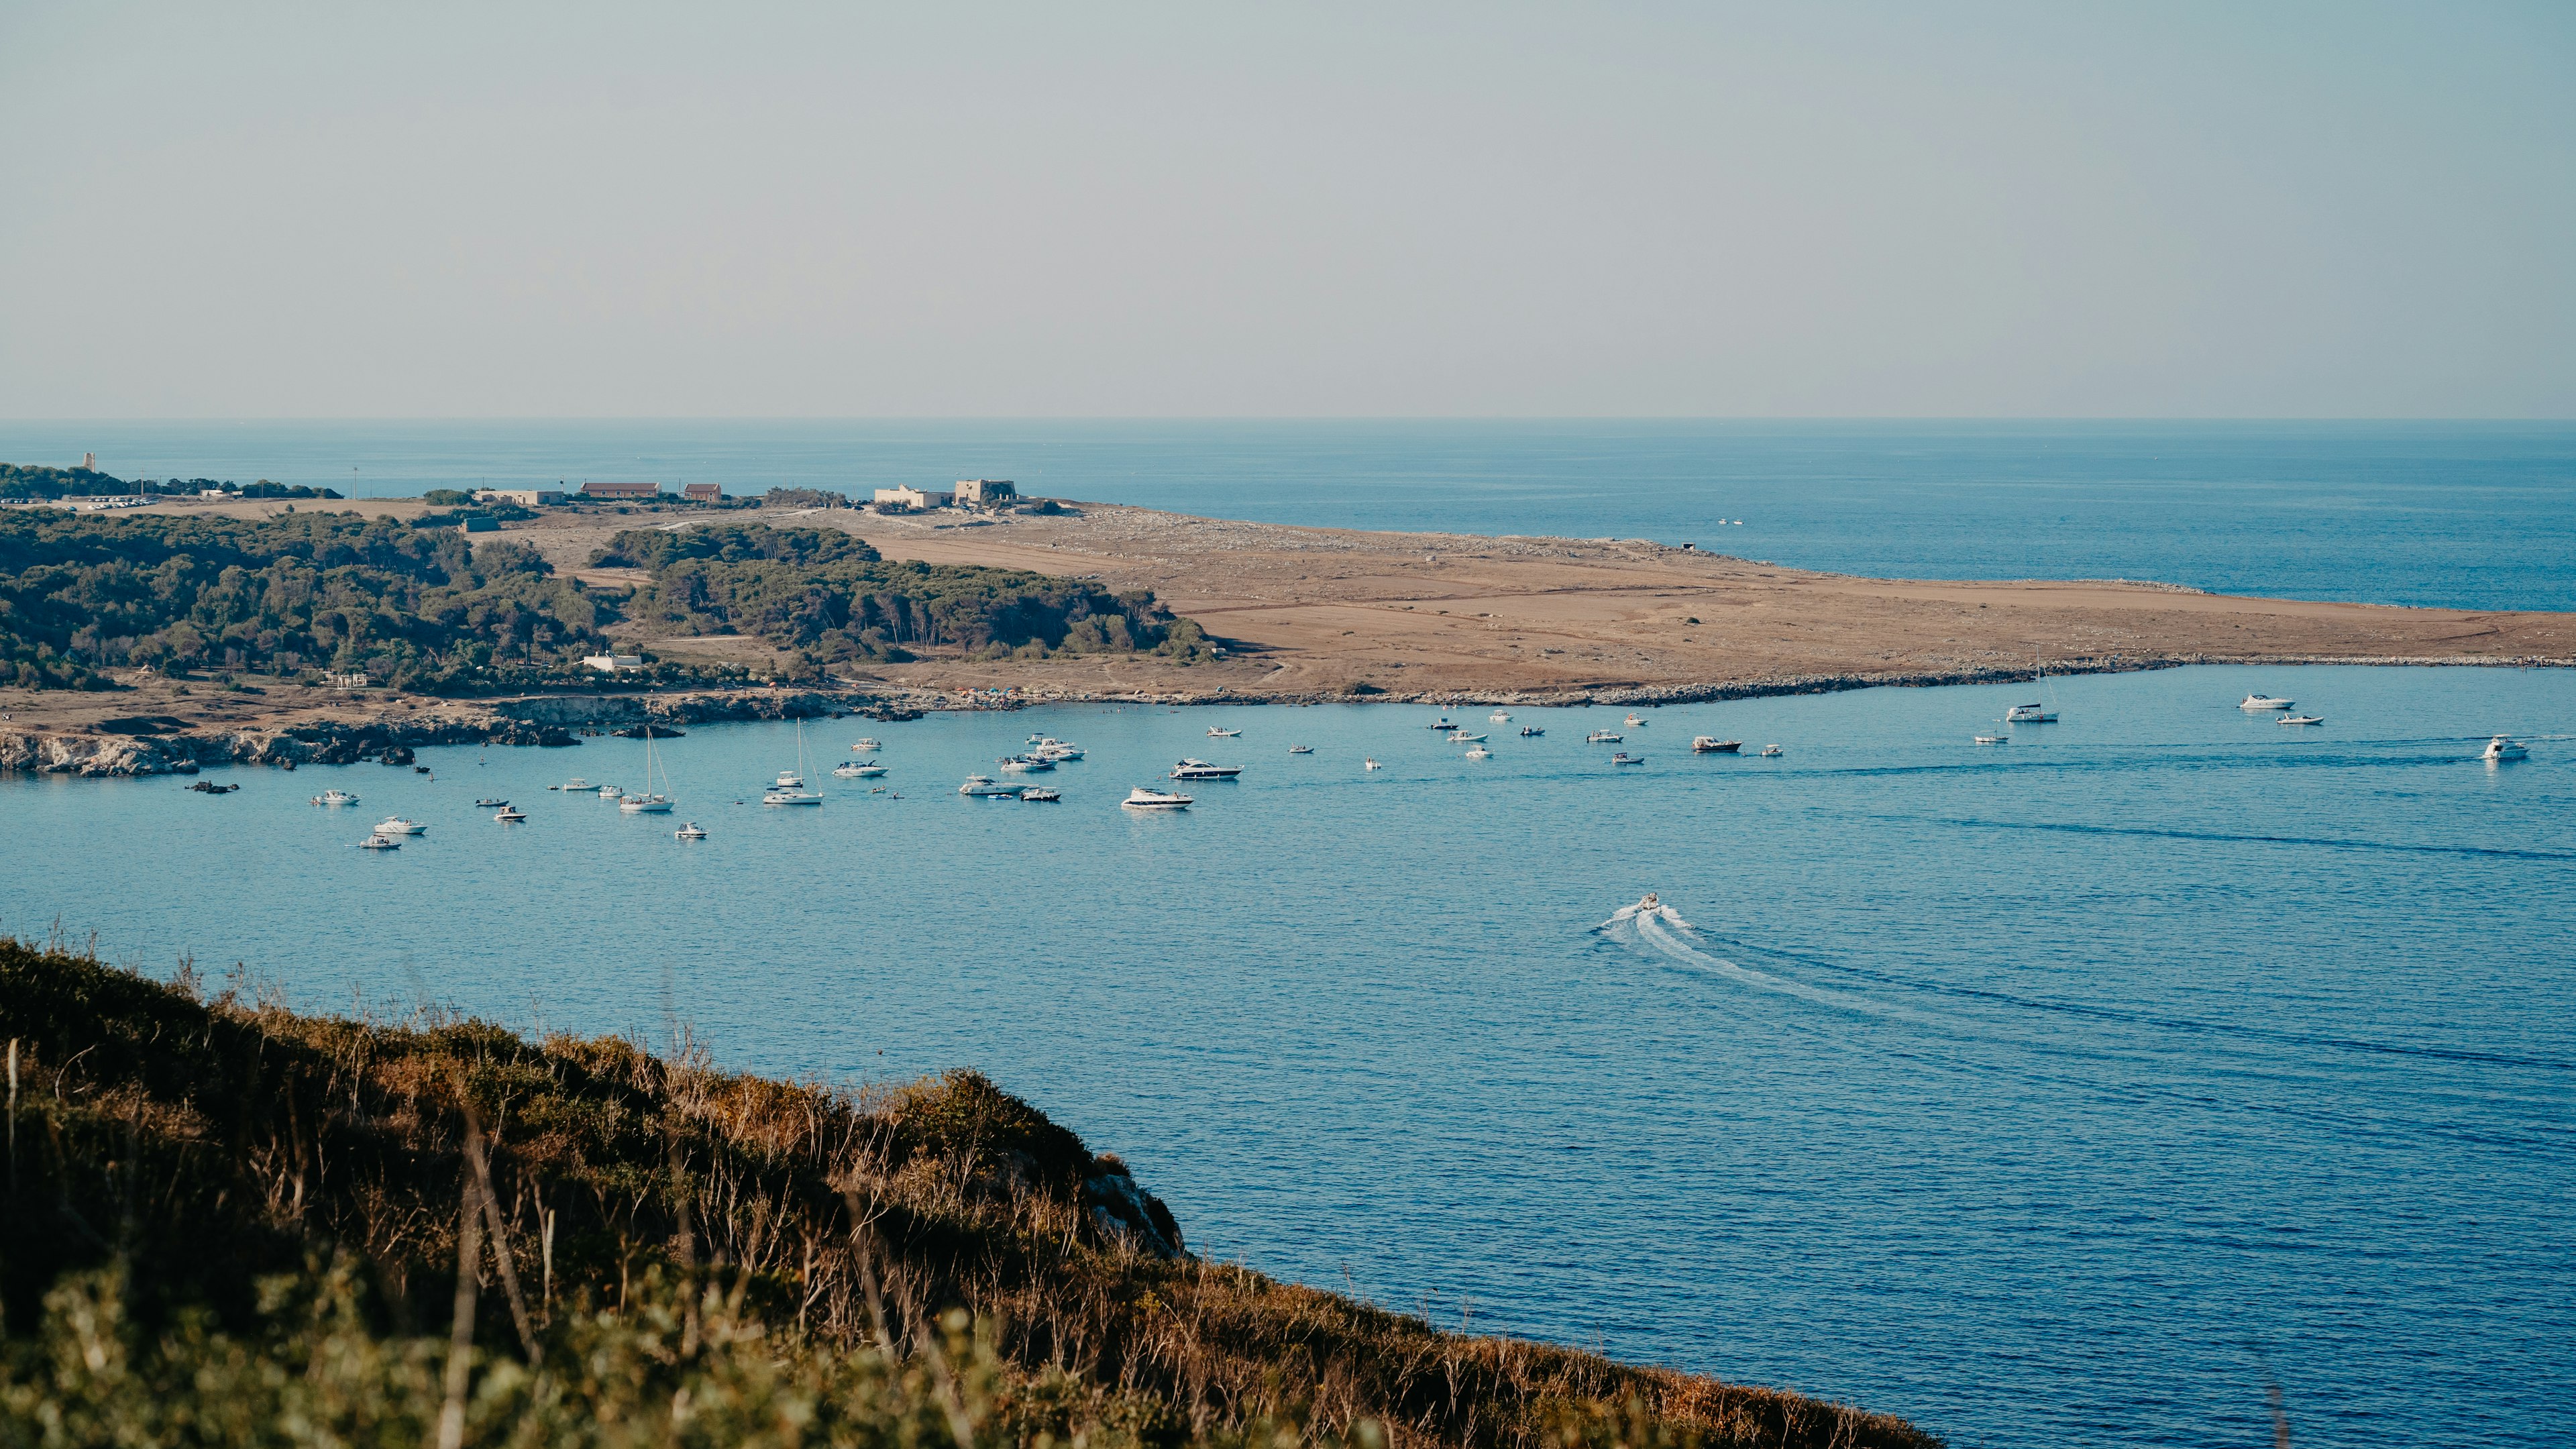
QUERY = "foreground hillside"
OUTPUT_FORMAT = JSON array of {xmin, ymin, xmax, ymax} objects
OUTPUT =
[{"xmin": 0, "ymin": 938, "xmax": 1937, "ymax": 1449}]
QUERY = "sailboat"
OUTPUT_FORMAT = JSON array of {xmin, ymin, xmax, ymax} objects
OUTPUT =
[
  {"xmin": 620, "ymin": 722, "xmax": 676, "ymax": 812},
  {"xmin": 764, "ymin": 720, "xmax": 824, "ymax": 805},
  {"xmin": 2004, "ymin": 649, "xmax": 2059, "ymax": 723}
]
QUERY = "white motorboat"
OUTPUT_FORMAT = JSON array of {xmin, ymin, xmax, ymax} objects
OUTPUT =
[
  {"xmin": 374, "ymin": 816, "xmax": 427, "ymax": 835},
  {"xmin": 772, "ymin": 771, "xmax": 804, "ymax": 790},
  {"xmin": 832, "ymin": 762, "xmax": 867, "ymax": 777},
  {"xmin": 1610, "ymin": 751, "xmax": 1645, "ymax": 766},
  {"xmin": 2485, "ymin": 735, "xmax": 2529, "ymax": 761},
  {"xmin": 1759, "ymin": 744, "xmax": 1783, "ymax": 757},
  {"xmin": 958, "ymin": 775, "xmax": 1022, "ymax": 796},
  {"xmin": 358, "ymin": 834, "xmax": 401, "ymax": 850},
  {"xmin": 621, "ymin": 793, "xmax": 673, "ymax": 813},
  {"xmin": 312, "ymin": 788, "xmax": 360, "ymax": 806},
  {"xmin": 552, "ymin": 777, "xmax": 590, "ymax": 792},
  {"xmin": 1171, "ymin": 758, "xmax": 1242, "ymax": 780},
  {"xmin": 1206, "ymin": 727, "xmax": 1242, "ymax": 737},
  {"xmin": 847, "ymin": 763, "xmax": 888, "ymax": 777},
  {"xmin": 1624, "ymin": 714, "xmax": 1647, "ymax": 727},
  {"xmin": 1287, "ymin": 745, "xmax": 1313, "ymax": 755},
  {"xmin": 2240, "ymin": 694, "xmax": 2294, "ymax": 711},
  {"xmin": 1519, "ymin": 726, "xmax": 1544, "ymax": 737},
  {"xmin": 1464, "ymin": 745, "xmax": 1492, "ymax": 759},
  {"xmin": 1121, "ymin": 786, "xmax": 1193, "ymax": 810},
  {"xmin": 849, "ymin": 738, "xmax": 881, "ymax": 752},
  {"xmin": 2004, "ymin": 703, "xmax": 2056, "ymax": 723},
  {"xmin": 1445, "ymin": 731, "xmax": 1487, "ymax": 743},
  {"xmin": 763, "ymin": 789, "xmax": 823, "ymax": 805},
  {"xmin": 1363, "ymin": 757, "xmax": 1382, "ymax": 770},
  {"xmin": 494, "ymin": 806, "xmax": 527, "ymax": 822},
  {"xmin": 1030, "ymin": 737, "xmax": 1085, "ymax": 759},
  {"xmin": 1690, "ymin": 737, "xmax": 1741, "ymax": 754},
  {"xmin": 474, "ymin": 798, "xmax": 508, "ymax": 808},
  {"xmin": 1586, "ymin": 731, "xmax": 1623, "ymax": 744},
  {"xmin": 1490, "ymin": 711, "xmax": 1511, "ymax": 722},
  {"xmin": 998, "ymin": 755, "xmax": 1055, "ymax": 772},
  {"xmin": 1975, "ymin": 733, "xmax": 2009, "ymax": 745},
  {"xmin": 597, "ymin": 784, "xmax": 624, "ymax": 799},
  {"xmin": 674, "ymin": 822, "xmax": 708, "ymax": 839},
  {"xmin": 1018, "ymin": 786, "xmax": 1061, "ymax": 802},
  {"xmin": 2277, "ymin": 715, "xmax": 2324, "ymax": 727},
  {"xmin": 1635, "ymin": 892, "xmax": 1660, "ymax": 914}
]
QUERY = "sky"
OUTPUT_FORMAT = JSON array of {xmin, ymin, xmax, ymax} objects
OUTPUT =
[{"xmin": 2, "ymin": 3, "xmax": 2571, "ymax": 419}]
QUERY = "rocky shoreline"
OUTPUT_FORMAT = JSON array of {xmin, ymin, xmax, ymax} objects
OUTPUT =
[{"xmin": 3, "ymin": 650, "xmax": 2566, "ymax": 776}]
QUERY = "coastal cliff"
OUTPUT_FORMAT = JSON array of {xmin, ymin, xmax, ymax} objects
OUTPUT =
[{"xmin": 0, "ymin": 938, "xmax": 1937, "ymax": 1448}]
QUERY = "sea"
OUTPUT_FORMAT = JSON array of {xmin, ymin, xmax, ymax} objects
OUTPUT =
[
  {"xmin": 3, "ymin": 423, "xmax": 2573, "ymax": 1446},
  {"xmin": 3, "ymin": 419, "xmax": 2573, "ymax": 610}
]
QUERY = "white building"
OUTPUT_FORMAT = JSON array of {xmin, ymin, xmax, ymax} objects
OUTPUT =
[
  {"xmin": 872, "ymin": 485, "xmax": 954, "ymax": 511},
  {"xmin": 475, "ymin": 489, "xmax": 567, "ymax": 506},
  {"xmin": 582, "ymin": 653, "xmax": 645, "ymax": 673}
]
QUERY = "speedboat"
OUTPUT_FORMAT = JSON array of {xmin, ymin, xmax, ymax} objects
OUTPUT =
[
  {"xmin": 474, "ymin": 798, "xmax": 508, "ymax": 808},
  {"xmin": 188, "ymin": 781, "xmax": 239, "ymax": 794},
  {"xmin": 1690, "ymin": 737, "xmax": 1741, "ymax": 754},
  {"xmin": 597, "ymin": 784, "xmax": 624, "ymax": 799},
  {"xmin": 831, "ymin": 762, "xmax": 867, "ymax": 777},
  {"xmin": 2240, "ymin": 694, "xmax": 2294, "ymax": 711},
  {"xmin": 1428, "ymin": 718, "xmax": 1458, "ymax": 731},
  {"xmin": 1363, "ymin": 757, "xmax": 1382, "ymax": 770},
  {"xmin": 494, "ymin": 806, "xmax": 527, "ymax": 822},
  {"xmin": 1975, "ymin": 734, "xmax": 2008, "ymax": 745},
  {"xmin": 1445, "ymin": 731, "xmax": 1487, "ymax": 743},
  {"xmin": 1206, "ymin": 727, "xmax": 1242, "ymax": 737},
  {"xmin": 997, "ymin": 755, "xmax": 1055, "ymax": 772},
  {"xmin": 1624, "ymin": 714, "xmax": 1647, "ymax": 727},
  {"xmin": 1030, "ymin": 738, "xmax": 1084, "ymax": 759},
  {"xmin": 1586, "ymin": 731, "xmax": 1623, "ymax": 744},
  {"xmin": 1018, "ymin": 786, "xmax": 1061, "ymax": 802},
  {"xmin": 1759, "ymin": 744, "xmax": 1783, "ymax": 758},
  {"xmin": 1610, "ymin": 752, "xmax": 1645, "ymax": 766},
  {"xmin": 958, "ymin": 775, "xmax": 1022, "ymax": 796},
  {"xmin": 1490, "ymin": 711, "xmax": 1511, "ymax": 722},
  {"xmin": 1464, "ymin": 745, "xmax": 1492, "ymax": 760},
  {"xmin": 374, "ymin": 816, "xmax": 427, "ymax": 835},
  {"xmin": 1519, "ymin": 726, "xmax": 1544, "ymax": 737},
  {"xmin": 2004, "ymin": 703, "xmax": 2056, "ymax": 723},
  {"xmin": 1287, "ymin": 745, "xmax": 1314, "ymax": 755},
  {"xmin": 550, "ymin": 777, "xmax": 590, "ymax": 792},
  {"xmin": 1171, "ymin": 758, "xmax": 1242, "ymax": 780},
  {"xmin": 1635, "ymin": 892, "xmax": 1660, "ymax": 913},
  {"xmin": 2277, "ymin": 715, "xmax": 2324, "ymax": 727},
  {"xmin": 620, "ymin": 792, "xmax": 673, "ymax": 813},
  {"xmin": 773, "ymin": 771, "xmax": 804, "ymax": 790},
  {"xmin": 1121, "ymin": 786, "xmax": 1193, "ymax": 810},
  {"xmin": 312, "ymin": 789, "xmax": 360, "ymax": 806},
  {"xmin": 674, "ymin": 822, "xmax": 708, "ymax": 840},
  {"xmin": 762, "ymin": 788, "xmax": 823, "ymax": 806},
  {"xmin": 847, "ymin": 763, "xmax": 888, "ymax": 777},
  {"xmin": 2485, "ymin": 735, "xmax": 2529, "ymax": 761},
  {"xmin": 849, "ymin": 739, "xmax": 881, "ymax": 752},
  {"xmin": 358, "ymin": 834, "xmax": 401, "ymax": 850}
]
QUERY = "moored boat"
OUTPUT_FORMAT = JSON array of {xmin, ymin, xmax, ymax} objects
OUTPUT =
[
  {"xmin": 2240, "ymin": 694, "xmax": 2294, "ymax": 711},
  {"xmin": 674, "ymin": 821, "xmax": 708, "ymax": 839},
  {"xmin": 374, "ymin": 816, "xmax": 427, "ymax": 835},
  {"xmin": 494, "ymin": 806, "xmax": 527, "ymax": 822},
  {"xmin": 2277, "ymin": 714, "xmax": 2324, "ymax": 727},
  {"xmin": 1171, "ymin": 757, "xmax": 1242, "ymax": 780},
  {"xmin": 1121, "ymin": 786, "xmax": 1193, "ymax": 810},
  {"xmin": 1586, "ymin": 731, "xmax": 1623, "ymax": 744},
  {"xmin": 1690, "ymin": 737, "xmax": 1741, "ymax": 754},
  {"xmin": 1018, "ymin": 786, "xmax": 1061, "ymax": 802},
  {"xmin": 312, "ymin": 788, "xmax": 360, "ymax": 807},
  {"xmin": 1610, "ymin": 751, "xmax": 1645, "ymax": 766},
  {"xmin": 958, "ymin": 775, "xmax": 1022, "ymax": 797}
]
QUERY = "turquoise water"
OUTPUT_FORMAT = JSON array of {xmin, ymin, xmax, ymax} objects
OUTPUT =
[
  {"xmin": 5, "ymin": 419, "xmax": 2573, "ymax": 610},
  {"xmin": 5, "ymin": 663, "xmax": 2570, "ymax": 1447}
]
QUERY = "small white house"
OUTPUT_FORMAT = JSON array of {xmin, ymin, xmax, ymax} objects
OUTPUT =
[
  {"xmin": 953, "ymin": 479, "xmax": 1018, "ymax": 508},
  {"xmin": 872, "ymin": 485, "xmax": 954, "ymax": 511},
  {"xmin": 582, "ymin": 653, "xmax": 645, "ymax": 673}
]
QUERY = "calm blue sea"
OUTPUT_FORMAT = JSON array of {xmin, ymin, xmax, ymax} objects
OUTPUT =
[
  {"xmin": 3, "ymin": 419, "xmax": 2573, "ymax": 610},
  {"xmin": 4, "ymin": 664, "xmax": 2569, "ymax": 1448}
]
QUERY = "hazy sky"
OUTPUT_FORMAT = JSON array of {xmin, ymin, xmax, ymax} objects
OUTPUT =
[{"xmin": 3, "ymin": 3, "xmax": 2571, "ymax": 418}]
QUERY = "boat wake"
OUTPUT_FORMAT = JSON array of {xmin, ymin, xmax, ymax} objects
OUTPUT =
[{"xmin": 1597, "ymin": 901, "xmax": 1904, "ymax": 1020}]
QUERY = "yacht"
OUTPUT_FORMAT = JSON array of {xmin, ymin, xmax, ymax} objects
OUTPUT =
[
  {"xmin": 2277, "ymin": 714, "xmax": 2324, "ymax": 727},
  {"xmin": 620, "ymin": 793, "xmax": 672, "ymax": 813},
  {"xmin": 1490, "ymin": 711, "xmax": 1511, "ymax": 722},
  {"xmin": 771, "ymin": 771, "xmax": 804, "ymax": 790},
  {"xmin": 621, "ymin": 724, "xmax": 676, "ymax": 812},
  {"xmin": 1030, "ymin": 738, "xmax": 1085, "ymax": 759},
  {"xmin": 958, "ymin": 775, "xmax": 1022, "ymax": 797},
  {"xmin": 312, "ymin": 789, "xmax": 360, "ymax": 807},
  {"xmin": 374, "ymin": 816, "xmax": 427, "ymax": 835},
  {"xmin": 674, "ymin": 822, "xmax": 708, "ymax": 840},
  {"xmin": 1206, "ymin": 727, "xmax": 1242, "ymax": 737},
  {"xmin": 849, "ymin": 738, "xmax": 882, "ymax": 752},
  {"xmin": 1287, "ymin": 745, "xmax": 1314, "ymax": 755},
  {"xmin": 832, "ymin": 761, "xmax": 868, "ymax": 777},
  {"xmin": 847, "ymin": 763, "xmax": 889, "ymax": 777},
  {"xmin": 1464, "ymin": 744, "xmax": 1492, "ymax": 760},
  {"xmin": 1624, "ymin": 714, "xmax": 1648, "ymax": 727},
  {"xmin": 1690, "ymin": 737, "xmax": 1741, "ymax": 754},
  {"xmin": 474, "ymin": 798, "xmax": 508, "ymax": 808},
  {"xmin": 1018, "ymin": 786, "xmax": 1061, "ymax": 802},
  {"xmin": 765, "ymin": 720, "xmax": 822, "ymax": 802},
  {"xmin": 1610, "ymin": 751, "xmax": 1645, "ymax": 766},
  {"xmin": 1171, "ymin": 758, "xmax": 1242, "ymax": 780},
  {"xmin": 1974, "ymin": 733, "xmax": 2009, "ymax": 745},
  {"xmin": 494, "ymin": 806, "xmax": 527, "ymax": 822},
  {"xmin": 1759, "ymin": 744, "xmax": 1783, "ymax": 758},
  {"xmin": 1585, "ymin": 731, "xmax": 1623, "ymax": 744},
  {"xmin": 2485, "ymin": 735, "xmax": 2529, "ymax": 761},
  {"xmin": 552, "ymin": 778, "xmax": 590, "ymax": 792},
  {"xmin": 1121, "ymin": 786, "xmax": 1193, "ymax": 810},
  {"xmin": 357, "ymin": 834, "xmax": 402, "ymax": 851},
  {"xmin": 1519, "ymin": 726, "xmax": 1544, "ymax": 737},
  {"xmin": 997, "ymin": 755, "xmax": 1056, "ymax": 772},
  {"xmin": 2240, "ymin": 694, "xmax": 2295, "ymax": 711},
  {"xmin": 2004, "ymin": 703, "xmax": 2056, "ymax": 723},
  {"xmin": 763, "ymin": 788, "xmax": 823, "ymax": 806}
]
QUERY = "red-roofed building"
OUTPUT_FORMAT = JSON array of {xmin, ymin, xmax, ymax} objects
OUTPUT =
[{"xmin": 683, "ymin": 483, "xmax": 721, "ymax": 502}]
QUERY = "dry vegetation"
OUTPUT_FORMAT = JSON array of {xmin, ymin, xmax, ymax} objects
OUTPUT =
[{"xmin": 0, "ymin": 936, "xmax": 1938, "ymax": 1449}]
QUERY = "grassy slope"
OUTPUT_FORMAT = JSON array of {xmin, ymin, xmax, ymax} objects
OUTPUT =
[{"xmin": 0, "ymin": 939, "xmax": 1939, "ymax": 1448}]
